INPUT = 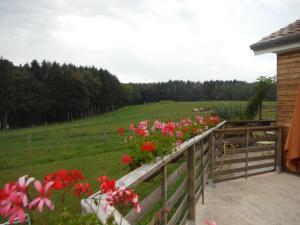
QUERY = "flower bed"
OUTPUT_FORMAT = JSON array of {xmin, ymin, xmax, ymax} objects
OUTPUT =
[{"xmin": 118, "ymin": 116, "xmax": 221, "ymax": 170}]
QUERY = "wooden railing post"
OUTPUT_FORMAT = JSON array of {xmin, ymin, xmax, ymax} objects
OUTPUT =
[
  {"xmin": 276, "ymin": 127, "xmax": 282, "ymax": 173},
  {"xmin": 208, "ymin": 133, "xmax": 215, "ymax": 187},
  {"xmin": 162, "ymin": 165, "xmax": 168, "ymax": 225},
  {"xmin": 201, "ymin": 140, "xmax": 205, "ymax": 204},
  {"xmin": 245, "ymin": 130, "xmax": 249, "ymax": 179},
  {"xmin": 187, "ymin": 144, "xmax": 196, "ymax": 225}
]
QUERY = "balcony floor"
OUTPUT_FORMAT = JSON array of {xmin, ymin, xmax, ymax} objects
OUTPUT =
[{"xmin": 196, "ymin": 172, "xmax": 300, "ymax": 225}]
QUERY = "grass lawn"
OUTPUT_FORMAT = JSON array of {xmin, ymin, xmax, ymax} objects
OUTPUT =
[{"xmin": 0, "ymin": 100, "xmax": 276, "ymax": 224}]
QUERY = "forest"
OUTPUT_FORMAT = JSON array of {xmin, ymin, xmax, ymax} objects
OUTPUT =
[{"xmin": 0, "ymin": 58, "xmax": 276, "ymax": 129}]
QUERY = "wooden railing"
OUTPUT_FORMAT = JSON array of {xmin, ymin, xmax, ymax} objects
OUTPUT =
[
  {"xmin": 81, "ymin": 121, "xmax": 226, "ymax": 225},
  {"xmin": 81, "ymin": 121, "xmax": 282, "ymax": 225},
  {"xmin": 212, "ymin": 125, "xmax": 282, "ymax": 183},
  {"xmin": 224, "ymin": 120, "xmax": 276, "ymax": 128}
]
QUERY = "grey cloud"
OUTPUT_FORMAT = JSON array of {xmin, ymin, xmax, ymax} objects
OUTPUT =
[{"xmin": 0, "ymin": 0, "xmax": 298, "ymax": 82}]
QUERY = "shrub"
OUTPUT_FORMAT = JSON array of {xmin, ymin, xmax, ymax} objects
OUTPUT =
[{"xmin": 212, "ymin": 103, "xmax": 245, "ymax": 120}]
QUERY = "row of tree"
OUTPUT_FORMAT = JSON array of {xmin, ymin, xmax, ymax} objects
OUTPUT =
[{"xmin": 0, "ymin": 58, "xmax": 276, "ymax": 129}]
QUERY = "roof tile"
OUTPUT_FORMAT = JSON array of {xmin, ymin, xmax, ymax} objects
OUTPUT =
[{"xmin": 257, "ymin": 19, "xmax": 300, "ymax": 44}]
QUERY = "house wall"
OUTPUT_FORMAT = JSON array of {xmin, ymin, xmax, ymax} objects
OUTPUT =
[{"xmin": 277, "ymin": 49, "xmax": 300, "ymax": 160}]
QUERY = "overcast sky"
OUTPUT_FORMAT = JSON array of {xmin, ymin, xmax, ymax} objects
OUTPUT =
[{"xmin": 0, "ymin": 0, "xmax": 299, "ymax": 83}]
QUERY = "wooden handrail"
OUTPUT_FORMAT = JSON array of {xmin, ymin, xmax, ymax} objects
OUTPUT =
[
  {"xmin": 226, "ymin": 119, "xmax": 275, "ymax": 124},
  {"xmin": 214, "ymin": 125, "xmax": 279, "ymax": 133},
  {"xmin": 81, "ymin": 121, "xmax": 226, "ymax": 225}
]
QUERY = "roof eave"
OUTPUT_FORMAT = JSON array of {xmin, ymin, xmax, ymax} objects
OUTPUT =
[
  {"xmin": 250, "ymin": 33, "xmax": 300, "ymax": 55},
  {"xmin": 252, "ymin": 42, "xmax": 300, "ymax": 55}
]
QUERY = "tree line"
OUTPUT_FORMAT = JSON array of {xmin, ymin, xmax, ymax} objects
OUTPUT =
[{"xmin": 0, "ymin": 58, "xmax": 276, "ymax": 129}]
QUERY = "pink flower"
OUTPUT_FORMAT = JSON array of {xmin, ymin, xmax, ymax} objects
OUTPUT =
[
  {"xmin": 129, "ymin": 123, "xmax": 135, "ymax": 132},
  {"xmin": 177, "ymin": 140, "xmax": 183, "ymax": 146},
  {"xmin": 176, "ymin": 130, "xmax": 183, "ymax": 139},
  {"xmin": 152, "ymin": 120, "xmax": 165, "ymax": 130},
  {"xmin": 195, "ymin": 116, "xmax": 204, "ymax": 124},
  {"xmin": 134, "ymin": 202, "xmax": 141, "ymax": 213},
  {"xmin": 6, "ymin": 192, "xmax": 26, "ymax": 224},
  {"xmin": 161, "ymin": 122, "xmax": 176, "ymax": 136},
  {"xmin": 138, "ymin": 120, "xmax": 148, "ymax": 130},
  {"xmin": 0, "ymin": 183, "xmax": 16, "ymax": 218},
  {"xmin": 15, "ymin": 175, "xmax": 34, "ymax": 207},
  {"xmin": 204, "ymin": 220, "xmax": 217, "ymax": 225},
  {"xmin": 0, "ymin": 183, "xmax": 27, "ymax": 224},
  {"xmin": 105, "ymin": 187, "xmax": 141, "ymax": 213},
  {"xmin": 29, "ymin": 180, "xmax": 54, "ymax": 212}
]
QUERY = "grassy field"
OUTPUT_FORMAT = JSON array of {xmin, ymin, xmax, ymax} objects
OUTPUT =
[{"xmin": 0, "ymin": 100, "xmax": 276, "ymax": 224}]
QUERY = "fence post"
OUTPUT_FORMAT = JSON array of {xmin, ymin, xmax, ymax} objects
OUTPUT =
[
  {"xmin": 65, "ymin": 128, "xmax": 69, "ymax": 146},
  {"xmin": 245, "ymin": 130, "xmax": 249, "ymax": 179},
  {"xmin": 208, "ymin": 133, "xmax": 215, "ymax": 187},
  {"xmin": 276, "ymin": 127, "xmax": 282, "ymax": 173},
  {"xmin": 162, "ymin": 165, "xmax": 168, "ymax": 225},
  {"xmin": 187, "ymin": 144, "xmax": 196, "ymax": 225},
  {"xmin": 28, "ymin": 133, "xmax": 32, "ymax": 151}
]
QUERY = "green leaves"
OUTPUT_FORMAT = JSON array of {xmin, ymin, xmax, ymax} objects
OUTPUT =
[{"xmin": 246, "ymin": 76, "xmax": 276, "ymax": 119}]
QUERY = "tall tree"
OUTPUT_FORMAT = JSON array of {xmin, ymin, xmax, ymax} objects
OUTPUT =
[{"xmin": 245, "ymin": 76, "xmax": 276, "ymax": 120}]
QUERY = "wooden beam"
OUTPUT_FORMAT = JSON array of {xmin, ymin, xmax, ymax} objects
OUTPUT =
[
  {"xmin": 162, "ymin": 165, "xmax": 168, "ymax": 225},
  {"xmin": 195, "ymin": 142, "xmax": 208, "ymax": 160},
  {"xmin": 187, "ymin": 144, "xmax": 196, "ymax": 223},
  {"xmin": 167, "ymin": 195, "xmax": 188, "ymax": 225},
  {"xmin": 214, "ymin": 136, "xmax": 276, "ymax": 145},
  {"xmin": 214, "ymin": 125, "xmax": 279, "ymax": 133},
  {"xmin": 221, "ymin": 145, "xmax": 276, "ymax": 155},
  {"xmin": 215, "ymin": 154, "xmax": 275, "ymax": 166},
  {"xmin": 168, "ymin": 178, "xmax": 188, "ymax": 210},
  {"xmin": 201, "ymin": 140, "xmax": 205, "ymax": 204},
  {"xmin": 245, "ymin": 130, "xmax": 249, "ymax": 179},
  {"xmin": 215, "ymin": 169, "xmax": 275, "ymax": 183},
  {"xmin": 179, "ymin": 211, "xmax": 188, "ymax": 225},
  {"xmin": 214, "ymin": 162, "xmax": 275, "ymax": 176},
  {"xmin": 208, "ymin": 133, "xmax": 214, "ymax": 186},
  {"xmin": 276, "ymin": 127, "xmax": 282, "ymax": 173},
  {"xmin": 125, "ymin": 161, "xmax": 187, "ymax": 224}
]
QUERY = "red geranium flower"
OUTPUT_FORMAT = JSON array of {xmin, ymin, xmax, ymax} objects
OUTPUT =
[
  {"xmin": 141, "ymin": 142, "xmax": 155, "ymax": 152},
  {"xmin": 73, "ymin": 183, "xmax": 92, "ymax": 197},
  {"xmin": 121, "ymin": 154, "xmax": 133, "ymax": 165},
  {"xmin": 97, "ymin": 176, "xmax": 116, "ymax": 193},
  {"xmin": 44, "ymin": 169, "xmax": 85, "ymax": 190},
  {"xmin": 117, "ymin": 127, "xmax": 125, "ymax": 134}
]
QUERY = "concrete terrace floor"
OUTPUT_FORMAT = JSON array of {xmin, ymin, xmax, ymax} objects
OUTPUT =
[{"xmin": 196, "ymin": 172, "xmax": 300, "ymax": 225}]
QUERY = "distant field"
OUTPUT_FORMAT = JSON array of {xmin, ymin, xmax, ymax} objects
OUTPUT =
[{"xmin": 0, "ymin": 100, "xmax": 275, "ymax": 224}]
